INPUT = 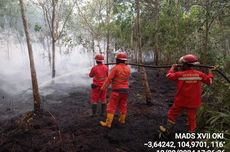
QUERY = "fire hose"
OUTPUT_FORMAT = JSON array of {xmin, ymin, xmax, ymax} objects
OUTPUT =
[{"xmin": 105, "ymin": 63, "xmax": 230, "ymax": 83}]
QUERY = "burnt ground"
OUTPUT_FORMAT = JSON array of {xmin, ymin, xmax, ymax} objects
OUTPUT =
[{"xmin": 0, "ymin": 68, "xmax": 189, "ymax": 152}]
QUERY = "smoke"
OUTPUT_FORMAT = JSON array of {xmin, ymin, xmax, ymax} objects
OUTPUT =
[
  {"xmin": 0, "ymin": 34, "xmax": 93, "ymax": 97},
  {"xmin": 0, "ymin": 33, "xmax": 97, "ymax": 119},
  {"xmin": 0, "ymin": 33, "xmax": 139, "ymax": 120}
]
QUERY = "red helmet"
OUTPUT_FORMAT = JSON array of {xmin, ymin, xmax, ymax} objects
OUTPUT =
[
  {"xmin": 179, "ymin": 54, "xmax": 199, "ymax": 64},
  {"xmin": 95, "ymin": 54, "xmax": 104, "ymax": 62},
  {"xmin": 116, "ymin": 52, "xmax": 128, "ymax": 61}
]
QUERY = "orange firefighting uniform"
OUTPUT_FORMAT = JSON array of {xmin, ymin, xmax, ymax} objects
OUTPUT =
[
  {"xmin": 166, "ymin": 69, "xmax": 214, "ymax": 132},
  {"xmin": 101, "ymin": 63, "xmax": 131, "ymax": 114},
  {"xmin": 89, "ymin": 63, "xmax": 108, "ymax": 104}
]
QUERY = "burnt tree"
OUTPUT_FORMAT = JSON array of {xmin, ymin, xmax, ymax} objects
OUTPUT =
[
  {"xmin": 19, "ymin": 0, "xmax": 41, "ymax": 112},
  {"xmin": 136, "ymin": 0, "xmax": 152, "ymax": 104}
]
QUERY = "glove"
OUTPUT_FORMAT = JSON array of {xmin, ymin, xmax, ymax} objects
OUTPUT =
[{"xmin": 91, "ymin": 84, "xmax": 97, "ymax": 89}]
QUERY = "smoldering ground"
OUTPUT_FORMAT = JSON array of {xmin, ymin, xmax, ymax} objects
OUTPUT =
[
  {"xmin": 0, "ymin": 58, "xmax": 190, "ymax": 151},
  {"xmin": 0, "ymin": 32, "xmax": 189, "ymax": 152},
  {"xmin": 0, "ymin": 34, "xmax": 94, "ymax": 120},
  {"xmin": 0, "ymin": 32, "xmax": 139, "ymax": 120}
]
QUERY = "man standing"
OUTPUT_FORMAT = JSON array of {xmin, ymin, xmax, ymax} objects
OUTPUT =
[
  {"xmin": 160, "ymin": 54, "xmax": 214, "ymax": 133},
  {"xmin": 100, "ymin": 52, "xmax": 131, "ymax": 128},
  {"xmin": 89, "ymin": 54, "xmax": 108, "ymax": 116}
]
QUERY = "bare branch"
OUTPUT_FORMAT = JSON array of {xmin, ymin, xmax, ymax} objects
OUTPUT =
[
  {"xmin": 76, "ymin": 0, "xmax": 97, "ymax": 37},
  {"xmin": 57, "ymin": 0, "xmax": 78, "ymax": 40}
]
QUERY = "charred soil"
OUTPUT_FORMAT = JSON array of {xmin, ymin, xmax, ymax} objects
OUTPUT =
[{"xmin": 0, "ymin": 68, "xmax": 189, "ymax": 152}]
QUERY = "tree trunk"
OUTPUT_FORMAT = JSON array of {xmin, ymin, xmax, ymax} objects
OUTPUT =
[
  {"xmin": 106, "ymin": 0, "xmax": 112, "ymax": 64},
  {"xmin": 136, "ymin": 0, "xmax": 152, "ymax": 104},
  {"xmin": 175, "ymin": 0, "xmax": 179, "ymax": 56},
  {"xmin": 47, "ymin": 36, "xmax": 52, "ymax": 68},
  {"xmin": 175, "ymin": 0, "xmax": 179, "ymax": 39},
  {"xmin": 226, "ymin": 39, "xmax": 230, "ymax": 56},
  {"xmin": 6, "ymin": 28, "xmax": 11, "ymax": 60},
  {"xmin": 41, "ymin": 7, "xmax": 52, "ymax": 68},
  {"xmin": 202, "ymin": 0, "xmax": 210, "ymax": 62},
  {"xmin": 51, "ymin": 0, "xmax": 56, "ymax": 78},
  {"xmin": 195, "ymin": 29, "xmax": 198, "ymax": 51},
  {"xmin": 19, "ymin": 0, "xmax": 41, "ymax": 112},
  {"xmin": 133, "ymin": 17, "xmax": 139, "ymax": 63},
  {"xmin": 52, "ymin": 37, "xmax": 56, "ymax": 78},
  {"xmin": 92, "ymin": 36, "xmax": 95, "ymax": 66},
  {"xmin": 154, "ymin": 0, "xmax": 160, "ymax": 65},
  {"xmin": 218, "ymin": 11, "xmax": 227, "ymax": 57},
  {"xmin": 106, "ymin": 31, "xmax": 110, "ymax": 64}
]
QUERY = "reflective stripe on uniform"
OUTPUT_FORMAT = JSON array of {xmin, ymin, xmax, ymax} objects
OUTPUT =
[
  {"xmin": 178, "ymin": 77, "xmax": 202, "ymax": 81},
  {"xmin": 95, "ymin": 77, "xmax": 106, "ymax": 80},
  {"xmin": 113, "ymin": 78, "xmax": 129, "ymax": 81},
  {"xmin": 112, "ymin": 77, "xmax": 129, "ymax": 84}
]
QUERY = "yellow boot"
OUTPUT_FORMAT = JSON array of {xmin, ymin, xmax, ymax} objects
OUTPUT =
[
  {"xmin": 159, "ymin": 120, "xmax": 176, "ymax": 134},
  {"xmin": 118, "ymin": 114, "xmax": 126, "ymax": 124},
  {"xmin": 100, "ymin": 113, "xmax": 114, "ymax": 128}
]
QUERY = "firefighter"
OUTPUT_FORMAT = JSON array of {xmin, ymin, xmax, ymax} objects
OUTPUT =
[
  {"xmin": 89, "ymin": 54, "xmax": 108, "ymax": 117},
  {"xmin": 160, "ymin": 54, "xmax": 215, "ymax": 133},
  {"xmin": 99, "ymin": 52, "xmax": 131, "ymax": 128}
]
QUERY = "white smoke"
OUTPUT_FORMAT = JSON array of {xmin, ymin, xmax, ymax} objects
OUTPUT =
[{"xmin": 0, "ymin": 33, "xmax": 93, "ymax": 96}]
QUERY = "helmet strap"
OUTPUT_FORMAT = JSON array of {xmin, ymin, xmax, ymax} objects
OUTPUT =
[
  {"xmin": 116, "ymin": 59, "xmax": 125, "ymax": 64},
  {"xmin": 96, "ymin": 61, "xmax": 102, "ymax": 64}
]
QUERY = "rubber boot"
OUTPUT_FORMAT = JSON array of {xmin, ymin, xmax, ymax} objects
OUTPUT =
[
  {"xmin": 91, "ymin": 104, "xmax": 97, "ymax": 117},
  {"xmin": 100, "ymin": 113, "xmax": 114, "ymax": 128},
  {"xmin": 118, "ymin": 114, "xmax": 126, "ymax": 124},
  {"xmin": 159, "ymin": 120, "xmax": 175, "ymax": 134},
  {"xmin": 100, "ymin": 104, "xmax": 106, "ymax": 116}
]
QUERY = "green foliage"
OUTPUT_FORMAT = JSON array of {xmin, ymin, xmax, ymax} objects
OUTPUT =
[
  {"xmin": 0, "ymin": 0, "xmax": 20, "ymax": 30},
  {"xmin": 34, "ymin": 23, "xmax": 42, "ymax": 32},
  {"xmin": 110, "ymin": 1, "xmax": 135, "ymax": 49},
  {"xmin": 197, "ymin": 56, "xmax": 230, "ymax": 150}
]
